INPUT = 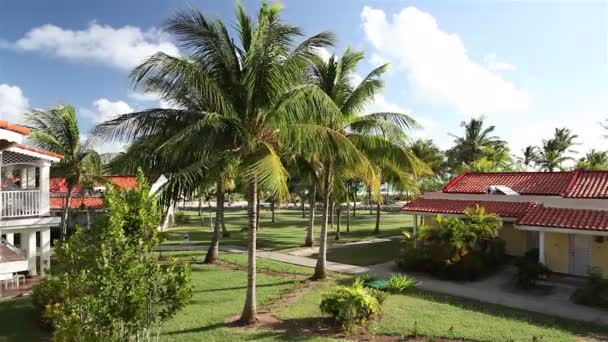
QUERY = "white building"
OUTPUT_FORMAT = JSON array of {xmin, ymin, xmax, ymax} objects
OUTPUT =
[{"xmin": 0, "ymin": 121, "xmax": 62, "ymax": 278}]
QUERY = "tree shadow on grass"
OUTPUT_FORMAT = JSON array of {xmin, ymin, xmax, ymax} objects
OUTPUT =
[
  {"xmin": 194, "ymin": 281, "xmax": 296, "ymax": 294},
  {"xmin": 0, "ymin": 297, "xmax": 48, "ymax": 341},
  {"xmin": 408, "ymin": 289, "xmax": 608, "ymax": 340}
]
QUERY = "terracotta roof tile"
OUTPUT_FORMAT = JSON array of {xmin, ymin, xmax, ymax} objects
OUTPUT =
[
  {"xmin": 517, "ymin": 206, "xmax": 608, "ymax": 232},
  {"xmin": 0, "ymin": 121, "xmax": 31, "ymax": 135},
  {"xmin": 401, "ymin": 197, "xmax": 536, "ymax": 218},
  {"xmin": 50, "ymin": 176, "xmax": 137, "ymax": 194},
  {"xmin": 443, "ymin": 172, "xmax": 574, "ymax": 196},
  {"xmin": 562, "ymin": 171, "xmax": 608, "ymax": 198},
  {"xmin": 50, "ymin": 196, "xmax": 105, "ymax": 210}
]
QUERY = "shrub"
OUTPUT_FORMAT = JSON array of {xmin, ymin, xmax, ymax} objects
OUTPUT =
[
  {"xmin": 174, "ymin": 211, "xmax": 190, "ymax": 225},
  {"xmin": 514, "ymin": 257, "xmax": 551, "ymax": 289},
  {"xmin": 572, "ymin": 269, "xmax": 608, "ymax": 308},
  {"xmin": 320, "ymin": 281, "xmax": 381, "ymax": 331},
  {"xmin": 31, "ymin": 279, "xmax": 63, "ymax": 330},
  {"xmin": 367, "ymin": 288, "xmax": 388, "ymax": 305},
  {"xmin": 386, "ymin": 274, "xmax": 416, "ymax": 294}
]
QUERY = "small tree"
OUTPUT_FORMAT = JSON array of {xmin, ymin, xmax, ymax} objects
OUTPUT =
[{"xmin": 33, "ymin": 170, "xmax": 192, "ymax": 341}]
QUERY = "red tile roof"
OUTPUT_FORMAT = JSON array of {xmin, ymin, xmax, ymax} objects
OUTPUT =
[
  {"xmin": 50, "ymin": 196, "xmax": 105, "ymax": 210},
  {"xmin": 14, "ymin": 144, "xmax": 64, "ymax": 159},
  {"xmin": 401, "ymin": 197, "xmax": 537, "ymax": 218},
  {"xmin": 50, "ymin": 176, "xmax": 137, "ymax": 194},
  {"xmin": 0, "ymin": 244, "xmax": 25, "ymax": 262},
  {"xmin": 562, "ymin": 171, "xmax": 608, "ymax": 198},
  {"xmin": 443, "ymin": 172, "xmax": 573, "ymax": 195},
  {"xmin": 0, "ymin": 121, "xmax": 31, "ymax": 135},
  {"xmin": 517, "ymin": 206, "xmax": 608, "ymax": 232}
]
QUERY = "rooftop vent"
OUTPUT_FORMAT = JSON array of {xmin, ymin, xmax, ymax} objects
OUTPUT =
[{"xmin": 486, "ymin": 185, "xmax": 519, "ymax": 195}]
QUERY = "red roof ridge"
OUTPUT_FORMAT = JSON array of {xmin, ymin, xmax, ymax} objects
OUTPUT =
[
  {"xmin": 15, "ymin": 144, "xmax": 64, "ymax": 159},
  {"xmin": 561, "ymin": 169, "xmax": 580, "ymax": 197},
  {"xmin": 442, "ymin": 171, "xmax": 468, "ymax": 192},
  {"xmin": 0, "ymin": 121, "xmax": 31, "ymax": 135}
]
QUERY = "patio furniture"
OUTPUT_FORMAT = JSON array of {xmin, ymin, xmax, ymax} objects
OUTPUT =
[
  {"xmin": 12, "ymin": 273, "xmax": 25, "ymax": 287},
  {"xmin": 0, "ymin": 273, "xmax": 13, "ymax": 289}
]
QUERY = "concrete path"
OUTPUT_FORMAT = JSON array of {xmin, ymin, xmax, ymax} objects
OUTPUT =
[{"xmin": 157, "ymin": 243, "xmax": 608, "ymax": 326}]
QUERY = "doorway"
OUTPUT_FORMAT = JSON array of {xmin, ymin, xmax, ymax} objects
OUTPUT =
[{"xmin": 570, "ymin": 235, "xmax": 592, "ymax": 276}]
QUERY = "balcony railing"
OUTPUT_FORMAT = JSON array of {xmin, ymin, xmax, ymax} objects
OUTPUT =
[{"xmin": 0, "ymin": 190, "xmax": 40, "ymax": 218}]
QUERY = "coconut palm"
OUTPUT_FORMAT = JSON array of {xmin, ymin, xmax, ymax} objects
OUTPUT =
[
  {"xmin": 306, "ymin": 48, "xmax": 429, "ymax": 279},
  {"xmin": 26, "ymin": 105, "xmax": 102, "ymax": 241},
  {"xmin": 577, "ymin": 149, "xmax": 608, "ymax": 170},
  {"xmin": 537, "ymin": 128, "xmax": 579, "ymax": 171},
  {"xmin": 95, "ymin": 3, "xmax": 345, "ymax": 323},
  {"xmin": 447, "ymin": 117, "xmax": 505, "ymax": 168},
  {"xmin": 518, "ymin": 145, "xmax": 539, "ymax": 169}
]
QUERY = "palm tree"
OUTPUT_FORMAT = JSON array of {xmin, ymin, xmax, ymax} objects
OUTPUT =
[
  {"xmin": 26, "ymin": 105, "xmax": 102, "ymax": 241},
  {"xmin": 96, "ymin": 3, "xmax": 340, "ymax": 324},
  {"xmin": 537, "ymin": 128, "xmax": 579, "ymax": 171},
  {"xmin": 518, "ymin": 145, "xmax": 539, "ymax": 169},
  {"xmin": 447, "ymin": 117, "xmax": 505, "ymax": 168},
  {"xmin": 577, "ymin": 149, "xmax": 608, "ymax": 170},
  {"xmin": 306, "ymin": 49, "xmax": 428, "ymax": 279}
]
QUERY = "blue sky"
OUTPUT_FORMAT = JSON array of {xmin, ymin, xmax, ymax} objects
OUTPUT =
[{"xmin": 1, "ymin": 0, "xmax": 607, "ymax": 156}]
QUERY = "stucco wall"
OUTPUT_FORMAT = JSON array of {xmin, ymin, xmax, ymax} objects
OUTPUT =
[
  {"xmin": 498, "ymin": 223, "xmax": 528, "ymax": 256},
  {"xmin": 591, "ymin": 237, "xmax": 608, "ymax": 277},
  {"xmin": 545, "ymin": 232, "xmax": 570, "ymax": 274}
]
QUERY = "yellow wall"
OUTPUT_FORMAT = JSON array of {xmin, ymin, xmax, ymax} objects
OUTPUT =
[
  {"xmin": 497, "ymin": 223, "xmax": 528, "ymax": 256},
  {"xmin": 545, "ymin": 232, "xmax": 570, "ymax": 274},
  {"xmin": 591, "ymin": 237, "xmax": 608, "ymax": 277}
]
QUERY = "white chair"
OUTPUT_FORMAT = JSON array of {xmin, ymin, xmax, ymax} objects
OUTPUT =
[
  {"xmin": 0, "ymin": 273, "xmax": 12, "ymax": 289},
  {"xmin": 12, "ymin": 273, "xmax": 25, "ymax": 288}
]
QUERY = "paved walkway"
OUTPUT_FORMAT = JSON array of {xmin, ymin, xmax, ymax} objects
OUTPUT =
[{"xmin": 158, "ymin": 242, "xmax": 608, "ymax": 326}]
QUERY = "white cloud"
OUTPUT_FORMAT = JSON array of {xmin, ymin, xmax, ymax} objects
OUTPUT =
[
  {"xmin": 361, "ymin": 6, "xmax": 529, "ymax": 114},
  {"xmin": 484, "ymin": 52, "xmax": 516, "ymax": 72},
  {"xmin": 128, "ymin": 91, "xmax": 180, "ymax": 109},
  {"xmin": 84, "ymin": 98, "xmax": 133, "ymax": 123},
  {"xmin": 0, "ymin": 84, "xmax": 29, "ymax": 123},
  {"xmin": 13, "ymin": 23, "xmax": 179, "ymax": 70},
  {"xmin": 313, "ymin": 47, "xmax": 332, "ymax": 62}
]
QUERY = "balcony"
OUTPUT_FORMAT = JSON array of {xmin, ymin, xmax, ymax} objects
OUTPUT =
[{"xmin": 0, "ymin": 190, "xmax": 41, "ymax": 218}]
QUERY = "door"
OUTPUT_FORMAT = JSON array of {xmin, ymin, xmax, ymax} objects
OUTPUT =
[{"xmin": 570, "ymin": 235, "xmax": 592, "ymax": 276}]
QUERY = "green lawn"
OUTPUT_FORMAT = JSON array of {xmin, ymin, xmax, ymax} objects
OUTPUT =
[
  {"xmin": 279, "ymin": 278, "xmax": 608, "ymax": 342},
  {"xmin": 310, "ymin": 239, "xmax": 401, "ymax": 266},
  {"xmin": 164, "ymin": 208, "xmax": 410, "ymax": 251}
]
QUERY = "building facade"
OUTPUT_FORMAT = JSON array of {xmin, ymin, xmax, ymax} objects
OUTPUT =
[
  {"xmin": 402, "ymin": 171, "xmax": 608, "ymax": 277},
  {"xmin": 0, "ymin": 122, "xmax": 62, "ymax": 277}
]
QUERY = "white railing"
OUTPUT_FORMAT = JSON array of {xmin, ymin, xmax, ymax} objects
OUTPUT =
[{"xmin": 0, "ymin": 190, "xmax": 40, "ymax": 218}]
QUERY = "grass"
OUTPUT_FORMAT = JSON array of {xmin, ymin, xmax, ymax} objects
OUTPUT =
[
  {"xmin": 0, "ymin": 297, "xmax": 47, "ymax": 341},
  {"xmin": 164, "ymin": 208, "xmax": 410, "ymax": 251},
  {"xmin": 278, "ymin": 277, "xmax": 608, "ymax": 342},
  {"xmin": 310, "ymin": 239, "xmax": 401, "ymax": 266}
]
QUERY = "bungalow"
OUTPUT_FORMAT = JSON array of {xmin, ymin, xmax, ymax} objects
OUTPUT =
[{"xmin": 401, "ymin": 171, "xmax": 608, "ymax": 277}]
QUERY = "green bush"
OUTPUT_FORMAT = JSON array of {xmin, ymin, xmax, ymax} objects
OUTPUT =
[
  {"xmin": 31, "ymin": 279, "xmax": 63, "ymax": 330},
  {"xmin": 514, "ymin": 250, "xmax": 551, "ymax": 289},
  {"xmin": 367, "ymin": 288, "xmax": 388, "ymax": 305},
  {"xmin": 386, "ymin": 274, "xmax": 416, "ymax": 294},
  {"xmin": 320, "ymin": 280, "xmax": 381, "ymax": 331},
  {"xmin": 174, "ymin": 211, "xmax": 190, "ymax": 225},
  {"xmin": 572, "ymin": 269, "xmax": 608, "ymax": 308}
]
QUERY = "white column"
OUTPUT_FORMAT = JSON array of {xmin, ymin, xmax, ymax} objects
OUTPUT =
[
  {"xmin": 539, "ymin": 231, "xmax": 546, "ymax": 265},
  {"xmin": 4, "ymin": 232, "xmax": 14, "ymax": 245},
  {"xmin": 40, "ymin": 228, "xmax": 51, "ymax": 276},
  {"xmin": 26, "ymin": 166, "xmax": 36, "ymax": 189},
  {"xmin": 23, "ymin": 230, "xmax": 38, "ymax": 276},
  {"xmin": 38, "ymin": 161, "xmax": 51, "ymax": 216}
]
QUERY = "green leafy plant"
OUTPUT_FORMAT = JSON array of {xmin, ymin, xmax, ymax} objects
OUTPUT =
[
  {"xmin": 386, "ymin": 274, "xmax": 416, "ymax": 294},
  {"xmin": 514, "ymin": 249, "xmax": 551, "ymax": 289},
  {"xmin": 320, "ymin": 280, "xmax": 382, "ymax": 331},
  {"xmin": 174, "ymin": 211, "xmax": 190, "ymax": 225},
  {"xmin": 33, "ymin": 170, "xmax": 192, "ymax": 341},
  {"xmin": 571, "ymin": 269, "xmax": 608, "ymax": 308}
]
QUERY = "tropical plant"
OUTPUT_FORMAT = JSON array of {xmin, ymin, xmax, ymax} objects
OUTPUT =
[
  {"xmin": 571, "ymin": 268, "xmax": 608, "ymax": 309},
  {"xmin": 26, "ymin": 105, "xmax": 103, "ymax": 241},
  {"xmin": 320, "ymin": 279, "xmax": 382, "ymax": 331},
  {"xmin": 32, "ymin": 171, "xmax": 192, "ymax": 340},
  {"xmin": 306, "ymin": 48, "xmax": 428, "ymax": 279},
  {"xmin": 518, "ymin": 145, "xmax": 539, "ymax": 169},
  {"xmin": 386, "ymin": 274, "xmax": 417, "ymax": 294},
  {"xmin": 577, "ymin": 149, "xmax": 608, "ymax": 171},
  {"xmin": 447, "ymin": 117, "xmax": 506, "ymax": 168},
  {"xmin": 537, "ymin": 128, "xmax": 579, "ymax": 171},
  {"xmin": 95, "ymin": 3, "xmax": 341, "ymax": 323}
]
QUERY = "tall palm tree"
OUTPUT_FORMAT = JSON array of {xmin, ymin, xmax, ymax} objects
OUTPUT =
[
  {"xmin": 536, "ymin": 128, "xmax": 579, "ymax": 171},
  {"xmin": 518, "ymin": 145, "xmax": 539, "ymax": 169},
  {"xmin": 26, "ymin": 105, "xmax": 102, "ymax": 241},
  {"xmin": 306, "ymin": 49, "xmax": 428, "ymax": 279},
  {"xmin": 447, "ymin": 117, "xmax": 505, "ymax": 168},
  {"xmin": 96, "ymin": 3, "xmax": 341, "ymax": 324}
]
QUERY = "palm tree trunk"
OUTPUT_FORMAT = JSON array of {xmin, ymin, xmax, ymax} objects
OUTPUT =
[
  {"xmin": 335, "ymin": 207, "xmax": 341, "ymax": 240},
  {"xmin": 368, "ymin": 186, "xmax": 372, "ymax": 215},
  {"xmin": 198, "ymin": 196, "xmax": 202, "ymax": 216},
  {"xmin": 204, "ymin": 175, "xmax": 224, "ymax": 264},
  {"xmin": 346, "ymin": 190, "xmax": 350, "ymax": 233},
  {"xmin": 239, "ymin": 180, "xmax": 258, "ymax": 324},
  {"xmin": 256, "ymin": 190, "xmax": 261, "ymax": 231},
  {"xmin": 353, "ymin": 190, "xmax": 357, "ymax": 217},
  {"xmin": 304, "ymin": 185, "xmax": 316, "ymax": 247},
  {"xmin": 301, "ymin": 192, "xmax": 306, "ymax": 218},
  {"xmin": 270, "ymin": 201, "xmax": 276, "ymax": 223},
  {"xmin": 329, "ymin": 199, "xmax": 334, "ymax": 226},
  {"xmin": 374, "ymin": 202, "xmax": 381, "ymax": 234},
  {"xmin": 313, "ymin": 162, "xmax": 332, "ymax": 280},
  {"xmin": 60, "ymin": 184, "xmax": 74, "ymax": 241}
]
